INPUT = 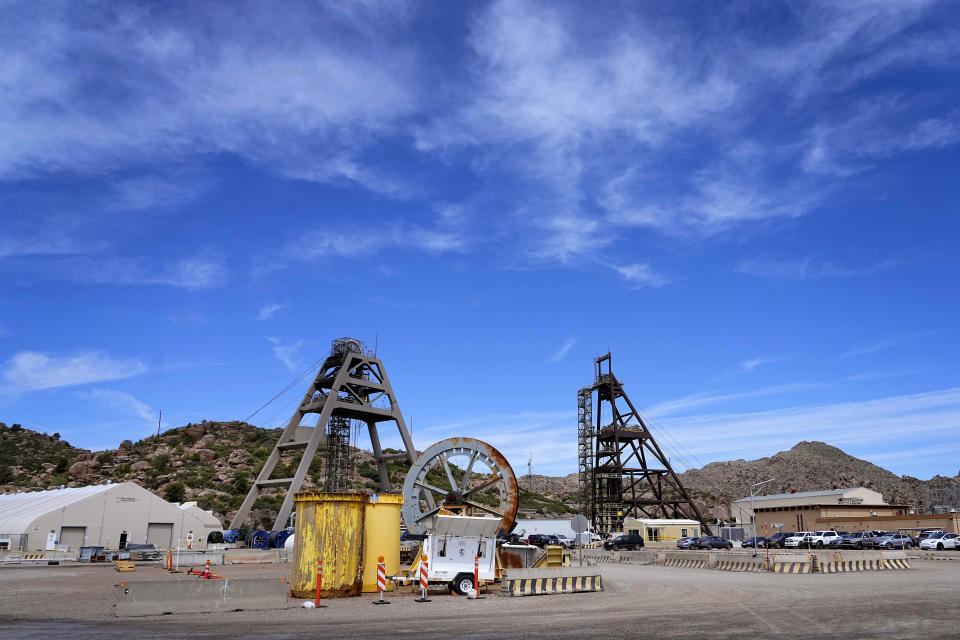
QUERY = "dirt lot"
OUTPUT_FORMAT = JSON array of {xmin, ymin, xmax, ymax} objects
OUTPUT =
[{"xmin": 1, "ymin": 560, "xmax": 958, "ymax": 639}]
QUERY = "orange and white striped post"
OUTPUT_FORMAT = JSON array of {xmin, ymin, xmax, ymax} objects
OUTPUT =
[
  {"xmin": 314, "ymin": 558, "xmax": 323, "ymax": 608},
  {"xmin": 415, "ymin": 554, "xmax": 431, "ymax": 602},
  {"xmin": 373, "ymin": 555, "xmax": 390, "ymax": 605}
]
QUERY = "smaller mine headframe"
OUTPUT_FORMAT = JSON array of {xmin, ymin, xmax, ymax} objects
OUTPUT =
[
  {"xmin": 578, "ymin": 353, "xmax": 710, "ymax": 535},
  {"xmin": 230, "ymin": 337, "xmax": 418, "ymax": 531}
]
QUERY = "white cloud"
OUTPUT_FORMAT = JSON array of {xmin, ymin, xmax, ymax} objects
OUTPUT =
[
  {"xmin": 77, "ymin": 389, "xmax": 159, "ymax": 426},
  {"xmin": 740, "ymin": 357, "xmax": 782, "ymax": 372},
  {"xmin": 654, "ymin": 387, "xmax": 960, "ymax": 476},
  {"xmin": 614, "ymin": 263, "xmax": 670, "ymax": 289},
  {"xmin": 646, "ymin": 382, "xmax": 823, "ymax": 418},
  {"xmin": 0, "ymin": 3, "xmax": 420, "ymax": 183},
  {"xmin": 21, "ymin": 251, "xmax": 229, "ymax": 290},
  {"xmin": 256, "ymin": 303, "xmax": 286, "ymax": 321},
  {"xmin": 841, "ymin": 332, "xmax": 927, "ymax": 359},
  {"xmin": 547, "ymin": 338, "xmax": 577, "ymax": 363},
  {"xmin": 734, "ymin": 258, "xmax": 892, "ymax": 279},
  {"xmin": 286, "ymin": 226, "xmax": 462, "ymax": 260},
  {"xmin": 2, "ymin": 350, "xmax": 147, "ymax": 392},
  {"xmin": 268, "ymin": 337, "xmax": 307, "ymax": 372}
]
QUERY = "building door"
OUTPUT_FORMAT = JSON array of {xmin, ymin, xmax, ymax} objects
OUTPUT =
[
  {"xmin": 59, "ymin": 526, "xmax": 86, "ymax": 550},
  {"xmin": 146, "ymin": 523, "xmax": 173, "ymax": 549}
]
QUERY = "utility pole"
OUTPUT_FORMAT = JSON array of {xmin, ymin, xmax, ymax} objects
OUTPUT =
[
  {"xmin": 157, "ymin": 409, "xmax": 162, "ymax": 438},
  {"xmin": 749, "ymin": 478, "xmax": 775, "ymax": 538}
]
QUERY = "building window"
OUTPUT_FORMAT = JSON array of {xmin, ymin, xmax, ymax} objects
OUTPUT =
[{"xmin": 681, "ymin": 528, "xmax": 688, "ymax": 537}]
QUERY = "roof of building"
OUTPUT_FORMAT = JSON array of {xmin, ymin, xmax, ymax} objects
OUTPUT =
[
  {"xmin": 0, "ymin": 483, "xmax": 118, "ymax": 535},
  {"xmin": 733, "ymin": 488, "xmax": 861, "ymax": 503},
  {"xmin": 623, "ymin": 518, "xmax": 700, "ymax": 526}
]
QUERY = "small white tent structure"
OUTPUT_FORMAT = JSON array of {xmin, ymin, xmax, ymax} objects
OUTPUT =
[{"xmin": 0, "ymin": 482, "xmax": 222, "ymax": 552}]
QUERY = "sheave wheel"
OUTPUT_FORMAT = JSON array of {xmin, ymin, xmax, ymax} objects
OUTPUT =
[{"xmin": 453, "ymin": 574, "xmax": 475, "ymax": 596}]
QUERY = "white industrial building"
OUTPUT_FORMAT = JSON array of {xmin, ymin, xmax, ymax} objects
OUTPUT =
[{"xmin": 0, "ymin": 482, "xmax": 223, "ymax": 552}]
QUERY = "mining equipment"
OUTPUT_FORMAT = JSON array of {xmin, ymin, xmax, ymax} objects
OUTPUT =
[
  {"xmin": 401, "ymin": 437, "xmax": 519, "ymax": 537},
  {"xmin": 230, "ymin": 337, "xmax": 418, "ymax": 531},
  {"xmin": 578, "ymin": 353, "xmax": 710, "ymax": 535}
]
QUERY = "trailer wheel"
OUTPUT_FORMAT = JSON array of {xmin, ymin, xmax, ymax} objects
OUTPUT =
[{"xmin": 452, "ymin": 573, "xmax": 475, "ymax": 596}]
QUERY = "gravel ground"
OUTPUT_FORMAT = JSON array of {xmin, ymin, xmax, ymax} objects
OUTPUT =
[{"xmin": 1, "ymin": 560, "xmax": 958, "ymax": 639}]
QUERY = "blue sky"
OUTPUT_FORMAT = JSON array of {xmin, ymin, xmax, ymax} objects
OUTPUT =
[{"xmin": 1, "ymin": 1, "xmax": 959, "ymax": 482}]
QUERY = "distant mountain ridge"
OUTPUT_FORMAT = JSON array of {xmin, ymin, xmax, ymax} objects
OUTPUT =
[{"xmin": 2, "ymin": 419, "xmax": 958, "ymax": 526}]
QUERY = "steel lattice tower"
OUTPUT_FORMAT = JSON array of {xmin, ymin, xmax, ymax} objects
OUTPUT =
[
  {"xmin": 230, "ymin": 338, "xmax": 417, "ymax": 530},
  {"xmin": 578, "ymin": 353, "xmax": 710, "ymax": 535},
  {"xmin": 577, "ymin": 387, "xmax": 594, "ymax": 514}
]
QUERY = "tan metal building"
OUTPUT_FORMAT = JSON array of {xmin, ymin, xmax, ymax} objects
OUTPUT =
[
  {"xmin": 0, "ymin": 482, "xmax": 222, "ymax": 552},
  {"xmin": 622, "ymin": 517, "xmax": 702, "ymax": 541},
  {"xmin": 731, "ymin": 487, "xmax": 912, "ymax": 536}
]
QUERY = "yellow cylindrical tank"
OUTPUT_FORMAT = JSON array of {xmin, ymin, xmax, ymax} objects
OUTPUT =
[
  {"xmin": 361, "ymin": 493, "xmax": 403, "ymax": 592},
  {"xmin": 291, "ymin": 492, "xmax": 366, "ymax": 599}
]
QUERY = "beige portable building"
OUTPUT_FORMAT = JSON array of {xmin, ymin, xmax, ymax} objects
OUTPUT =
[{"xmin": 0, "ymin": 482, "xmax": 222, "ymax": 552}]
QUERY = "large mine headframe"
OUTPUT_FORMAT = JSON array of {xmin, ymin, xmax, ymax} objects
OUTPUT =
[
  {"xmin": 578, "ymin": 353, "xmax": 710, "ymax": 535},
  {"xmin": 230, "ymin": 337, "xmax": 418, "ymax": 530}
]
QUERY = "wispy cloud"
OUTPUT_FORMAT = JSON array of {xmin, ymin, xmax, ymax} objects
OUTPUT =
[
  {"xmin": 77, "ymin": 389, "xmax": 160, "ymax": 426},
  {"xmin": 256, "ymin": 303, "xmax": 286, "ymax": 322},
  {"xmin": 268, "ymin": 337, "xmax": 308, "ymax": 372},
  {"xmin": 734, "ymin": 258, "xmax": 893, "ymax": 279},
  {"xmin": 547, "ymin": 338, "xmax": 577, "ymax": 363},
  {"xmin": 18, "ymin": 251, "xmax": 229, "ymax": 290},
  {"xmin": 383, "ymin": 386, "xmax": 960, "ymax": 477},
  {"xmin": 655, "ymin": 387, "xmax": 960, "ymax": 477},
  {"xmin": 740, "ymin": 356, "xmax": 782, "ymax": 372},
  {"xmin": 841, "ymin": 332, "xmax": 928, "ymax": 359},
  {"xmin": 646, "ymin": 382, "xmax": 823, "ymax": 418},
  {"xmin": 614, "ymin": 263, "xmax": 671, "ymax": 289},
  {"xmin": 2, "ymin": 350, "xmax": 147, "ymax": 393},
  {"xmin": 286, "ymin": 226, "xmax": 462, "ymax": 260}
]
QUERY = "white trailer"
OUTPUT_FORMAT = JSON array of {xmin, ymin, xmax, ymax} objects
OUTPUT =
[{"xmin": 419, "ymin": 515, "xmax": 500, "ymax": 595}]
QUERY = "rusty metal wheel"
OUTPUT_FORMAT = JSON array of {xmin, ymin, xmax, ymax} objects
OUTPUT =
[{"xmin": 401, "ymin": 437, "xmax": 518, "ymax": 536}]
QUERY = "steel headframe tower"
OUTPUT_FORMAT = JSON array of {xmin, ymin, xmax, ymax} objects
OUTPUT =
[
  {"xmin": 578, "ymin": 353, "xmax": 710, "ymax": 535},
  {"xmin": 230, "ymin": 337, "xmax": 418, "ymax": 531}
]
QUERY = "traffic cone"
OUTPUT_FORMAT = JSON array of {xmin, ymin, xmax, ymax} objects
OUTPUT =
[{"xmin": 202, "ymin": 559, "xmax": 211, "ymax": 579}]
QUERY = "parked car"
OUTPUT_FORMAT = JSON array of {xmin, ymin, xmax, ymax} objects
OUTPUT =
[
  {"xmin": 604, "ymin": 534, "xmax": 645, "ymax": 551},
  {"xmin": 741, "ymin": 536, "xmax": 767, "ymax": 548},
  {"xmin": 808, "ymin": 531, "xmax": 845, "ymax": 548},
  {"xmin": 919, "ymin": 532, "xmax": 960, "ymax": 551},
  {"xmin": 676, "ymin": 537, "xmax": 698, "ymax": 549},
  {"xmin": 838, "ymin": 532, "xmax": 875, "ymax": 549},
  {"xmin": 554, "ymin": 535, "xmax": 575, "ymax": 548},
  {"xmin": 916, "ymin": 530, "xmax": 944, "ymax": 543},
  {"xmin": 874, "ymin": 533, "xmax": 914, "ymax": 549},
  {"xmin": 764, "ymin": 532, "xmax": 795, "ymax": 549},
  {"xmin": 784, "ymin": 532, "xmax": 814, "ymax": 548},
  {"xmin": 826, "ymin": 533, "xmax": 849, "ymax": 548},
  {"xmin": 526, "ymin": 534, "xmax": 553, "ymax": 548},
  {"xmin": 695, "ymin": 536, "xmax": 733, "ymax": 550}
]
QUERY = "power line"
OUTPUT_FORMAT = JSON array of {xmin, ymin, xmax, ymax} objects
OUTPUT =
[{"xmin": 242, "ymin": 356, "xmax": 326, "ymax": 424}]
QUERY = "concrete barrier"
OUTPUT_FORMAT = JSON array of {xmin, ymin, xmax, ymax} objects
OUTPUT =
[
  {"xmin": 501, "ymin": 567, "xmax": 603, "ymax": 597},
  {"xmin": 223, "ymin": 549, "xmax": 288, "ymax": 564},
  {"xmin": 716, "ymin": 557, "xmax": 767, "ymax": 572},
  {"xmin": 658, "ymin": 551, "xmax": 709, "ymax": 569},
  {"xmin": 617, "ymin": 550, "xmax": 655, "ymax": 565},
  {"xmin": 115, "ymin": 578, "xmax": 290, "ymax": 617},
  {"xmin": 881, "ymin": 550, "xmax": 910, "ymax": 570},
  {"xmin": 772, "ymin": 553, "xmax": 813, "ymax": 574},
  {"xmin": 170, "ymin": 550, "xmax": 224, "ymax": 566}
]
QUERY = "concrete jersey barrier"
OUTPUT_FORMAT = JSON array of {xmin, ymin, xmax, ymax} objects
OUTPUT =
[
  {"xmin": 115, "ymin": 578, "xmax": 290, "ymax": 617},
  {"xmin": 501, "ymin": 567, "xmax": 603, "ymax": 597}
]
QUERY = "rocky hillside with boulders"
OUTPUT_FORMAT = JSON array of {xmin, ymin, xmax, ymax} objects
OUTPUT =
[{"xmin": 3, "ymin": 419, "xmax": 957, "ymax": 529}]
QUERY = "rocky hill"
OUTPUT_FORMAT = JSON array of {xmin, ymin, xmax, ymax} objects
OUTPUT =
[
  {"xmin": 3, "ymin": 419, "xmax": 957, "ymax": 529},
  {"xmin": 678, "ymin": 441, "xmax": 960, "ymax": 520}
]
